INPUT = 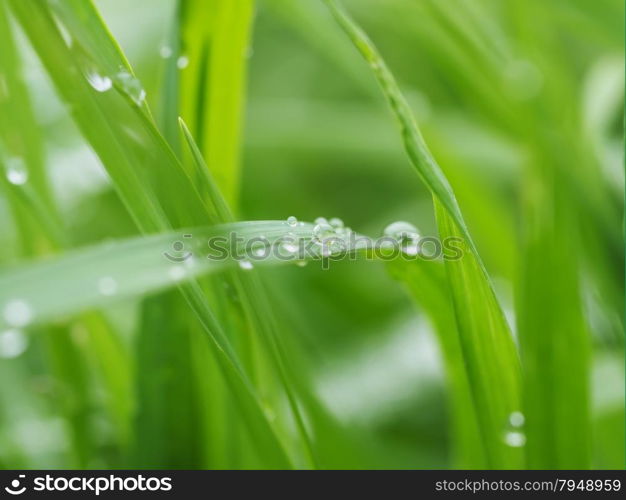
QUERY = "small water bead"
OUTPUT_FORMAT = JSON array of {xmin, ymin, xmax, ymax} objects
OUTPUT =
[
  {"xmin": 383, "ymin": 221, "xmax": 421, "ymax": 256},
  {"xmin": 280, "ymin": 233, "xmax": 299, "ymax": 254},
  {"xmin": 314, "ymin": 217, "xmax": 329, "ymax": 226},
  {"xmin": 159, "ymin": 45, "xmax": 173, "ymax": 59},
  {"xmin": 168, "ymin": 265, "xmax": 187, "ymax": 282},
  {"xmin": 6, "ymin": 157, "xmax": 28, "ymax": 185},
  {"xmin": 329, "ymin": 217, "xmax": 344, "ymax": 229},
  {"xmin": 503, "ymin": 410, "xmax": 526, "ymax": 447},
  {"xmin": 509, "ymin": 411, "xmax": 525, "ymax": 428},
  {"xmin": 504, "ymin": 431, "xmax": 526, "ymax": 448},
  {"xmin": 3, "ymin": 299, "xmax": 33, "ymax": 328},
  {"xmin": 86, "ymin": 70, "xmax": 112, "ymax": 92},
  {"xmin": 313, "ymin": 222, "xmax": 335, "ymax": 240},
  {"xmin": 251, "ymin": 240, "xmax": 268, "ymax": 258},
  {"xmin": 176, "ymin": 56, "xmax": 189, "ymax": 69},
  {"xmin": 0, "ymin": 329, "xmax": 28, "ymax": 359},
  {"xmin": 97, "ymin": 276, "xmax": 118, "ymax": 296},
  {"xmin": 239, "ymin": 260, "xmax": 253, "ymax": 271},
  {"xmin": 295, "ymin": 260, "xmax": 308, "ymax": 268},
  {"xmin": 287, "ymin": 216, "xmax": 298, "ymax": 227},
  {"xmin": 114, "ymin": 69, "xmax": 146, "ymax": 106}
]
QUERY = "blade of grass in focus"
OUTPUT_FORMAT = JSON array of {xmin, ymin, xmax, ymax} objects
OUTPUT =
[{"xmin": 324, "ymin": 0, "xmax": 523, "ymax": 468}]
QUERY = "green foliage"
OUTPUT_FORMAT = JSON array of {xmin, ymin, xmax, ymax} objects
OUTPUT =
[{"xmin": 0, "ymin": 0, "xmax": 622, "ymax": 470}]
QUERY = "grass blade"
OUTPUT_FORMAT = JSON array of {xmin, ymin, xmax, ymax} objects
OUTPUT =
[
  {"xmin": 324, "ymin": 0, "xmax": 523, "ymax": 468},
  {"xmin": 179, "ymin": 0, "xmax": 255, "ymax": 205}
]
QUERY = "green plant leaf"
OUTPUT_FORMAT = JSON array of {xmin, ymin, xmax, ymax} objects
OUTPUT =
[{"xmin": 324, "ymin": 0, "xmax": 523, "ymax": 468}]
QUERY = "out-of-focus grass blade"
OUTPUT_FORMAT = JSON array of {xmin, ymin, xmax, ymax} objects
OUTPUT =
[
  {"xmin": 44, "ymin": 324, "xmax": 93, "ymax": 467},
  {"xmin": 0, "ymin": 2, "xmax": 56, "ymax": 256},
  {"xmin": 133, "ymin": 289, "xmax": 205, "ymax": 468},
  {"xmin": 510, "ymin": 0, "xmax": 593, "ymax": 469},
  {"xmin": 324, "ymin": 0, "xmax": 523, "ymax": 468},
  {"xmin": 388, "ymin": 259, "xmax": 485, "ymax": 468},
  {"xmin": 179, "ymin": 0, "xmax": 255, "ymax": 206},
  {"xmin": 518, "ymin": 176, "xmax": 592, "ymax": 468},
  {"xmin": 0, "ymin": 2, "xmax": 49, "ymax": 207}
]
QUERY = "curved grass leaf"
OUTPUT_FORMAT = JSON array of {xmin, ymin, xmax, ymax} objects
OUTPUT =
[{"xmin": 324, "ymin": 0, "xmax": 523, "ymax": 468}]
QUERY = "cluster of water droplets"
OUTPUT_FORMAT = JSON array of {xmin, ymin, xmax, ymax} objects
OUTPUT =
[
  {"xmin": 503, "ymin": 411, "xmax": 526, "ymax": 448},
  {"xmin": 312, "ymin": 216, "xmax": 352, "ymax": 257},
  {"xmin": 1, "ymin": 299, "xmax": 33, "ymax": 359},
  {"xmin": 159, "ymin": 44, "xmax": 189, "ymax": 69},
  {"xmin": 113, "ymin": 69, "xmax": 146, "ymax": 106}
]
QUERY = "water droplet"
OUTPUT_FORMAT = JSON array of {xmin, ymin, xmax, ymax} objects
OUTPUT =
[
  {"xmin": 251, "ymin": 241, "xmax": 267, "ymax": 258},
  {"xmin": 3, "ymin": 299, "xmax": 33, "ymax": 328},
  {"xmin": 313, "ymin": 222, "xmax": 335, "ymax": 242},
  {"xmin": 159, "ymin": 45, "xmax": 173, "ymax": 59},
  {"xmin": 0, "ymin": 329, "xmax": 28, "ymax": 359},
  {"xmin": 329, "ymin": 217, "xmax": 344, "ymax": 229},
  {"xmin": 97, "ymin": 276, "xmax": 118, "ymax": 296},
  {"xmin": 314, "ymin": 217, "xmax": 329, "ymax": 226},
  {"xmin": 509, "ymin": 411, "xmax": 525, "ymax": 428},
  {"xmin": 86, "ymin": 70, "xmax": 112, "ymax": 92},
  {"xmin": 168, "ymin": 265, "xmax": 186, "ymax": 282},
  {"xmin": 239, "ymin": 260, "xmax": 253, "ymax": 271},
  {"xmin": 339, "ymin": 226, "xmax": 353, "ymax": 238},
  {"xmin": 114, "ymin": 69, "xmax": 146, "ymax": 106},
  {"xmin": 280, "ymin": 234, "xmax": 299, "ymax": 254},
  {"xmin": 5, "ymin": 157, "xmax": 28, "ymax": 185},
  {"xmin": 383, "ymin": 221, "xmax": 421, "ymax": 256},
  {"xmin": 295, "ymin": 260, "xmax": 307, "ymax": 267},
  {"xmin": 176, "ymin": 55, "xmax": 189, "ymax": 69},
  {"xmin": 287, "ymin": 216, "xmax": 298, "ymax": 227},
  {"xmin": 504, "ymin": 431, "xmax": 526, "ymax": 447}
]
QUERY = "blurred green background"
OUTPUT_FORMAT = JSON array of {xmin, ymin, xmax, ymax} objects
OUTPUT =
[{"xmin": 0, "ymin": 0, "xmax": 623, "ymax": 469}]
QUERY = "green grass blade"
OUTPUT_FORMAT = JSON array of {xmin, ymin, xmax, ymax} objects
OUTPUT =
[
  {"xmin": 180, "ymin": 120, "xmax": 319, "ymax": 466},
  {"xmin": 179, "ymin": 0, "xmax": 255, "ymax": 206},
  {"xmin": 389, "ymin": 259, "xmax": 486, "ymax": 468},
  {"xmin": 133, "ymin": 289, "xmax": 206, "ymax": 467},
  {"xmin": 324, "ymin": 0, "xmax": 523, "ymax": 468},
  {"xmin": 10, "ymin": 0, "xmax": 207, "ymax": 232}
]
